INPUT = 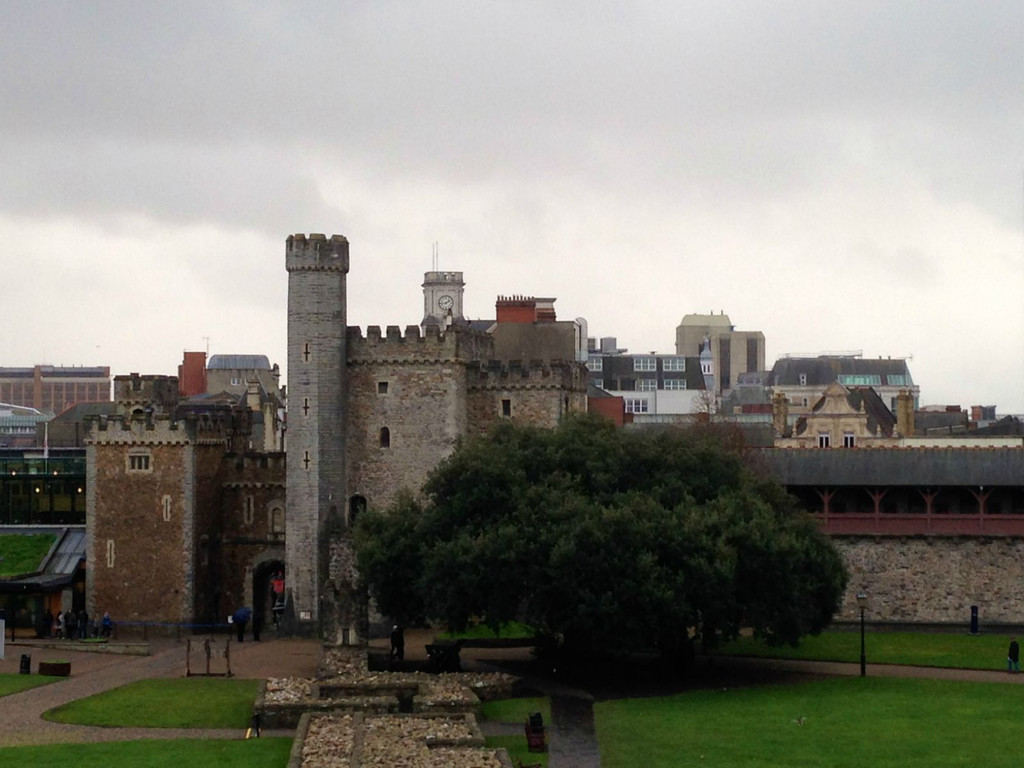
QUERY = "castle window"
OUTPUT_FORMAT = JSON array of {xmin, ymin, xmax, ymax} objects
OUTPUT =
[
  {"xmin": 303, "ymin": 342, "xmax": 311, "ymax": 362},
  {"xmin": 377, "ymin": 381, "xmax": 389, "ymax": 395},
  {"xmin": 501, "ymin": 399, "xmax": 512, "ymax": 417},
  {"xmin": 162, "ymin": 495, "xmax": 172, "ymax": 522},
  {"xmin": 379, "ymin": 427, "xmax": 391, "ymax": 448},
  {"xmin": 244, "ymin": 495, "xmax": 255, "ymax": 525},
  {"xmin": 818, "ymin": 433, "xmax": 831, "ymax": 448},
  {"xmin": 106, "ymin": 539, "xmax": 115, "ymax": 568},
  {"xmin": 843, "ymin": 432, "xmax": 856, "ymax": 448},
  {"xmin": 270, "ymin": 506, "xmax": 285, "ymax": 537},
  {"xmin": 127, "ymin": 453, "xmax": 152, "ymax": 473}
]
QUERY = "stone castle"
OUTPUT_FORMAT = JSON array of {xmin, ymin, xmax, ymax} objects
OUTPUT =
[
  {"xmin": 285, "ymin": 233, "xmax": 587, "ymax": 637},
  {"xmin": 82, "ymin": 233, "xmax": 585, "ymax": 636}
]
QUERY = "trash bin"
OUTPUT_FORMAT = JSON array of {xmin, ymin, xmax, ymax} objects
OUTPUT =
[
  {"xmin": 970, "ymin": 605, "xmax": 979, "ymax": 635},
  {"xmin": 20, "ymin": 654, "xmax": 31, "ymax": 675},
  {"xmin": 525, "ymin": 712, "xmax": 546, "ymax": 753}
]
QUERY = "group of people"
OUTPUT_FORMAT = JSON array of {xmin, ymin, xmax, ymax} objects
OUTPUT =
[{"xmin": 42, "ymin": 608, "xmax": 113, "ymax": 640}]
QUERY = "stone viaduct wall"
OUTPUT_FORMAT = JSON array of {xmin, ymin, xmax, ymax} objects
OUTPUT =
[{"xmin": 835, "ymin": 536, "xmax": 1024, "ymax": 625}]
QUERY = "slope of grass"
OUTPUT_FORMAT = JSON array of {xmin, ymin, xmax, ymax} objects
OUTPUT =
[
  {"xmin": 716, "ymin": 630, "xmax": 1011, "ymax": 670},
  {"xmin": 42, "ymin": 678, "xmax": 262, "ymax": 728},
  {"xmin": 596, "ymin": 677, "xmax": 1024, "ymax": 768},
  {"xmin": 0, "ymin": 738, "xmax": 291, "ymax": 768},
  {"xmin": 0, "ymin": 533, "xmax": 57, "ymax": 577}
]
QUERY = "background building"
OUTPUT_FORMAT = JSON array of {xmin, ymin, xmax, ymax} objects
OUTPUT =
[
  {"xmin": 585, "ymin": 337, "xmax": 706, "ymax": 418},
  {"xmin": 770, "ymin": 353, "xmax": 918, "ymax": 414},
  {"xmin": 0, "ymin": 365, "xmax": 111, "ymax": 415},
  {"xmin": 675, "ymin": 312, "xmax": 765, "ymax": 397}
]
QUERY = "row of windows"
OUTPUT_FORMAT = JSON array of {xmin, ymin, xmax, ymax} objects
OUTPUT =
[
  {"xmin": 818, "ymin": 433, "xmax": 857, "ymax": 448},
  {"xmin": 837, "ymin": 374, "xmax": 882, "ymax": 387},
  {"xmin": 587, "ymin": 357, "xmax": 686, "ymax": 373},
  {"xmin": 593, "ymin": 379, "xmax": 687, "ymax": 391}
]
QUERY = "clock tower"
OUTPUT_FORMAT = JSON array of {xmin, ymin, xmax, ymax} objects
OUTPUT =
[{"xmin": 421, "ymin": 270, "xmax": 465, "ymax": 327}]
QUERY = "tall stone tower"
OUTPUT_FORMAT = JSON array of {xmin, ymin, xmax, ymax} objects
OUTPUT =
[{"xmin": 285, "ymin": 233, "xmax": 349, "ymax": 635}]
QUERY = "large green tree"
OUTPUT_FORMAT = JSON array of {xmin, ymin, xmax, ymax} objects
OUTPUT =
[{"xmin": 355, "ymin": 414, "xmax": 847, "ymax": 657}]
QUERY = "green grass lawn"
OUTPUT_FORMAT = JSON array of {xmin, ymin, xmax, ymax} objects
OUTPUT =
[
  {"xmin": 0, "ymin": 533, "xmax": 57, "ymax": 577},
  {"xmin": 481, "ymin": 695, "xmax": 552, "ymax": 725},
  {"xmin": 43, "ymin": 678, "xmax": 263, "ymax": 728},
  {"xmin": 715, "ymin": 630, "xmax": 1013, "ymax": 670},
  {"xmin": 0, "ymin": 738, "xmax": 291, "ymax": 768},
  {"xmin": 596, "ymin": 677, "xmax": 1024, "ymax": 767},
  {"xmin": 0, "ymin": 673, "xmax": 62, "ymax": 698},
  {"xmin": 437, "ymin": 620, "xmax": 537, "ymax": 640}
]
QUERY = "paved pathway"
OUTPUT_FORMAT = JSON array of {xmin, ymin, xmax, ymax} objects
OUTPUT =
[{"xmin": 0, "ymin": 635, "xmax": 319, "ymax": 746}]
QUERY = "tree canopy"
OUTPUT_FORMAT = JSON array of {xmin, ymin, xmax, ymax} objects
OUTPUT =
[{"xmin": 354, "ymin": 414, "xmax": 847, "ymax": 657}]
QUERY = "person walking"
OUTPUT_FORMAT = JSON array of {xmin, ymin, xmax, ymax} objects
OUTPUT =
[
  {"xmin": 390, "ymin": 625, "xmax": 405, "ymax": 661},
  {"xmin": 1008, "ymin": 637, "xmax": 1020, "ymax": 673},
  {"xmin": 232, "ymin": 607, "xmax": 252, "ymax": 642}
]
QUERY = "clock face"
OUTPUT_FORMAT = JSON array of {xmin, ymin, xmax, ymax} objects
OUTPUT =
[{"xmin": 438, "ymin": 295, "xmax": 454, "ymax": 310}]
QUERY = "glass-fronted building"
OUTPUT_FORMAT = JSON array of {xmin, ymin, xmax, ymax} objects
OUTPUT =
[{"xmin": 0, "ymin": 448, "xmax": 86, "ymax": 526}]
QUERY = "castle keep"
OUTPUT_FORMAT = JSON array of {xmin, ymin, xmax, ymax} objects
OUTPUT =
[{"xmin": 285, "ymin": 233, "xmax": 588, "ymax": 637}]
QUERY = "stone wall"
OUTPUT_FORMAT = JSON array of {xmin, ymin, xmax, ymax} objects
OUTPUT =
[
  {"xmin": 836, "ymin": 536, "xmax": 1024, "ymax": 625},
  {"xmin": 466, "ymin": 362, "xmax": 588, "ymax": 433},
  {"xmin": 346, "ymin": 355, "xmax": 469, "ymax": 513},
  {"xmin": 88, "ymin": 429, "xmax": 191, "ymax": 623}
]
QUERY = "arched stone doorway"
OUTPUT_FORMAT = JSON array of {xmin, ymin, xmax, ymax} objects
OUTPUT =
[{"xmin": 251, "ymin": 555, "xmax": 286, "ymax": 634}]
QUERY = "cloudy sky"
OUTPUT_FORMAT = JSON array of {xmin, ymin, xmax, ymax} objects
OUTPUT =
[{"xmin": 2, "ymin": 1, "xmax": 1022, "ymax": 411}]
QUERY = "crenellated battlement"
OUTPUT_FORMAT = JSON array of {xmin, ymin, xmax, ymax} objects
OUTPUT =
[
  {"xmin": 469, "ymin": 358, "xmax": 588, "ymax": 390},
  {"xmin": 347, "ymin": 323, "xmax": 495, "ymax": 363},
  {"xmin": 285, "ymin": 233, "xmax": 350, "ymax": 273},
  {"xmin": 85, "ymin": 413, "xmax": 191, "ymax": 445}
]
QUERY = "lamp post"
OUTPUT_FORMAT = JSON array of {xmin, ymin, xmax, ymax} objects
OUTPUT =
[{"xmin": 856, "ymin": 591, "xmax": 868, "ymax": 677}]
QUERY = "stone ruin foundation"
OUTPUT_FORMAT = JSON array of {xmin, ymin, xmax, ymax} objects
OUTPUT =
[{"xmin": 256, "ymin": 644, "xmax": 520, "ymax": 767}]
